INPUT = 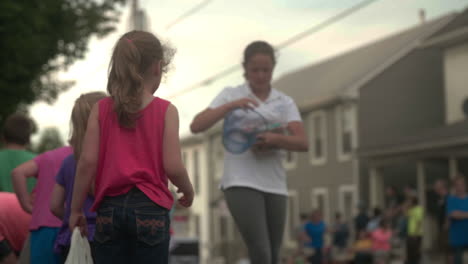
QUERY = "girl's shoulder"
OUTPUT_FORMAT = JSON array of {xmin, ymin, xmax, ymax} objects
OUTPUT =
[
  {"xmin": 151, "ymin": 97, "xmax": 171, "ymax": 113},
  {"xmin": 154, "ymin": 96, "xmax": 171, "ymax": 106},
  {"xmin": 96, "ymin": 96, "xmax": 113, "ymax": 112}
]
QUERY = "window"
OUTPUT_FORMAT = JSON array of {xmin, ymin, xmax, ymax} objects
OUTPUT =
[
  {"xmin": 289, "ymin": 192, "xmax": 299, "ymax": 240},
  {"xmin": 214, "ymin": 211, "xmax": 234, "ymax": 243},
  {"xmin": 213, "ymin": 136, "xmax": 224, "ymax": 180},
  {"xmin": 220, "ymin": 216, "xmax": 228, "ymax": 239},
  {"xmin": 193, "ymin": 149, "xmax": 200, "ymax": 194},
  {"xmin": 311, "ymin": 188, "xmax": 330, "ymax": 223},
  {"xmin": 285, "ymin": 191, "xmax": 300, "ymax": 247},
  {"xmin": 336, "ymin": 104, "xmax": 356, "ymax": 161},
  {"xmin": 193, "ymin": 214, "xmax": 200, "ymax": 238},
  {"xmin": 282, "ymin": 151, "xmax": 298, "ymax": 170},
  {"xmin": 182, "ymin": 146, "xmax": 203, "ymax": 195},
  {"xmin": 338, "ymin": 185, "xmax": 357, "ymax": 222},
  {"xmin": 308, "ymin": 111, "xmax": 327, "ymax": 165},
  {"xmin": 444, "ymin": 42, "xmax": 468, "ymax": 124},
  {"xmin": 218, "ymin": 215, "xmax": 235, "ymax": 242}
]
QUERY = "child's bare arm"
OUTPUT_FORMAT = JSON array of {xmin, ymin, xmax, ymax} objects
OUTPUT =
[
  {"xmin": 70, "ymin": 104, "xmax": 100, "ymax": 234},
  {"xmin": 11, "ymin": 160, "xmax": 38, "ymax": 213},
  {"xmin": 163, "ymin": 104, "xmax": 194, "ymax": 207},
  {"xmin": 50, "ymin": 184, "xmax": 66, "ymax": 219}
]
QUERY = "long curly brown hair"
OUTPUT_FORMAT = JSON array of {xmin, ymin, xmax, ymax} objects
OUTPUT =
[
  {"xmin": 107, "ymin": 30, "xmax": 173, "ymax": 128},
  {"xmin": 69, "ymin": 92, "xmax": 107, "ymax": 160}
]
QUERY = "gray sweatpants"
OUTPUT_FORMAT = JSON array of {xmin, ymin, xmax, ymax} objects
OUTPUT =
[{"xmin": 224, "ymin": 187, "xmax": 287, "ymax": 264}]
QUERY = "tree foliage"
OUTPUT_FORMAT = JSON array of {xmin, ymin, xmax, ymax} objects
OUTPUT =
[
  {"xmin": 0, "ymin": 0, "xmax": 126, "ymax": 125},
  {"xmin": 34, "ymin": 127, "xmax": 64, "ymax": 154}
]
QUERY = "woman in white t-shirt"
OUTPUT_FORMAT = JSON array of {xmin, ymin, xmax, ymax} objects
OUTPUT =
[{"xmin": 191, "ymin": 41, "xmax": 308, "ymax": 264}]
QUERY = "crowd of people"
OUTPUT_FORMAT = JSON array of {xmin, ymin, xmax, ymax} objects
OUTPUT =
[{"xmin": 287, "ymin": 179, "xmax": 468, "ymax": 264}]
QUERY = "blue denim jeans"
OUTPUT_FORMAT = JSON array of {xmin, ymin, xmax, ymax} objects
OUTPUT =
[{"xmin": 94, "ymin": 188, "xmax": 170, "ymax": 264}]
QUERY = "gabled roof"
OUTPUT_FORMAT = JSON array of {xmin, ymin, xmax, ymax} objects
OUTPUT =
[
  {"xmin": 273, "ymin": 13, "xmax": 457, "ymax": 111},
  {"xmin": 359, "ymin": 119, "xmax": 468, "ymax": 158},
  {"xmin": 421, "ymin": 8, "xmax": 468, "ymax": 48}
]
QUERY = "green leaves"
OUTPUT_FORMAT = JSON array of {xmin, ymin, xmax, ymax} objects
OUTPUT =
[
  {"xmin": 34, "ymin": 127, "xmax": 64, "ymax": 154},
  {"xmin": 0, "ymin": 0, "xmax": 126, "ymax": 124}
]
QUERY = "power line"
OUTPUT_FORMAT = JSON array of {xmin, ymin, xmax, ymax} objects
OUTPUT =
[
  {"xmin": 275, "ymin": 0, "xmax": 378, "ymax": 49},
  {"xmin": 165, "ymin": 0, "xmax": 214, "ymax": 31},
  {"xmin": 167, "ymin": 0, "xmax": 381, "ymax": 99}
]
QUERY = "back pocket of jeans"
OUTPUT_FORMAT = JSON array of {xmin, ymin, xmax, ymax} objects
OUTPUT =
[
  {"xmin": 94, "ymin": 207, "xmax": 114, "ymax": 244},
  {"xmin": 135, "ymin": 210, "xmax": 168, "ymax": 246}
]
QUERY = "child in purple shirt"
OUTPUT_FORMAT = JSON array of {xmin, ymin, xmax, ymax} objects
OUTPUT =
[
  {"xmin": 51, "ymin": 154, "xmax": 96, "ymax": 258},
  {"xmin": 49, "ymin": 92, "xmax": 106, "ymax": 261}
]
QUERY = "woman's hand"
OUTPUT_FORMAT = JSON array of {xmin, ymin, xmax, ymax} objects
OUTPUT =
[
  {"xmin": 69, "ymin": 211, "xmax": 88, "ymax": 237},
  {"xmin": 256, "ymin": 131, "xmax": 280, "ymax": 145},
  {"xmin": 228, "ymin": 97, "xmax": 259, "ymax": 110},
  {"xmin": 191, "ymin": 97, "xmax": 258, "ymax": 134},
  {"xmin": 177, "ymin": 187, "xmax": 195, "ymax": 208},
  {"xmin": 252, "ymin": 132, "xmax": 280, "ymax": 154}
]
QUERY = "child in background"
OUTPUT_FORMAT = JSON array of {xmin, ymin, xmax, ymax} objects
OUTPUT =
[
  {"xmin": 351, "ymin": 230, "xmax": 373, "ymax": 264},
  {"xmin": 406, "ymin": 196, "xmax": 424, "ymax": 264},
  {"xmin": 12, "ymin": 145, "xmax": 72, "ymax": 264},
  {"xmin": 0, "ymin": 192, "xmax": 31, "ymax": 264},
  {"xmin": 331, "ymin": 212, "xmax": 350, "ymax": 264},
  {"xmin": 70, "ymin": 30, "xmax": 194, "ymax": 264},
  {"xmin": 0, "ymin": 113, "xmax": 36, "ymax": 193},
  {"xmin": 0, "ymin": 114, "xmax": 36, "ymax": 264},
  {"xmin": 50, "ymin": 92, "xmax": 106, "ymax": 261},
  {"xmin": 371, "ymin": 220, "xmax": 392, "ymax": 264},
  {"xmin": 305, "ymin": 210, "xmax": 327, "ymax": 264}
]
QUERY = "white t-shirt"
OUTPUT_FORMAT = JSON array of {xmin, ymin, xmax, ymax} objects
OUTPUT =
[{"xmin": 209, "ymin": 83, "xmax": 302, "ymax": 195}]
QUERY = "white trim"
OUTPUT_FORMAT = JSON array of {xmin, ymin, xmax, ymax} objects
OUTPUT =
[
  {"xmin": 213, "ymin": 210, "xmax": 220, "ymax": 244},
  {"xmin": 338, "ymin": 185, "xmax": 357, "ymax": 221},
  {"xmin": 311, "ymin": 188, "xmax": 331, "ymax": 223},
  {"xmin": 335, "ymin": 104, "xmax": 356, "ymax": 162},
  {"xmin": 308, "ymin": 111, "xmax": 328, "ymax": 166},
  {"xmin": 283, "ymin": 151, "xmax": 299, "ymax": 170}
]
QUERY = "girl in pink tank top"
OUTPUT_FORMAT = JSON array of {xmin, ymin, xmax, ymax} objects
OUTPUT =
[
  {"xmin": 371, "ymin": 220, "xmax": 393, "ymax": 264},
  {"xmin": 69, "ymin": 30, "xmax": 194, "ymax": 264}
]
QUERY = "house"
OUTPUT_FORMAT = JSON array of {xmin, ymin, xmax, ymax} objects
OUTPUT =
[
  {"xmin": 358, "ymin": 8, "xmax": 468, "ymax": 251},
  {"xmin": 176, "ymin": 8, "xmax": 468, "ymax": 263},
  {"xmin": 176, "ymin": 127, "xmax": 248, "ymax": 264},
  {"xmin": 272, "ymin": 9, "xmax": 462, "ymax": 251}
]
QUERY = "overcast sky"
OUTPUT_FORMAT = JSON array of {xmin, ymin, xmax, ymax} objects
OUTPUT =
[{"xmin": 29, "ymin": 0, "xmax": 468, "ymax": 142}]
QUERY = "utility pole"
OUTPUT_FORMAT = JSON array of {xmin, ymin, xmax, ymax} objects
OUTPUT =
[{"xmin": 129, "ymin": 0, "xmax": 148, "ymax": 31}]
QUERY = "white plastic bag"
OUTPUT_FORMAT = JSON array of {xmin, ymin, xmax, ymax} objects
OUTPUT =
[{"xmin": 65, "ymin": 228, "xmax": 93, "ymax": 264}]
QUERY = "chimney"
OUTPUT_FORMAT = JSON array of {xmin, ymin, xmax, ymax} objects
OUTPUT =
[{"xmin": 419, "ymin": 9, "xmax": 426, "ymax": 24}]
